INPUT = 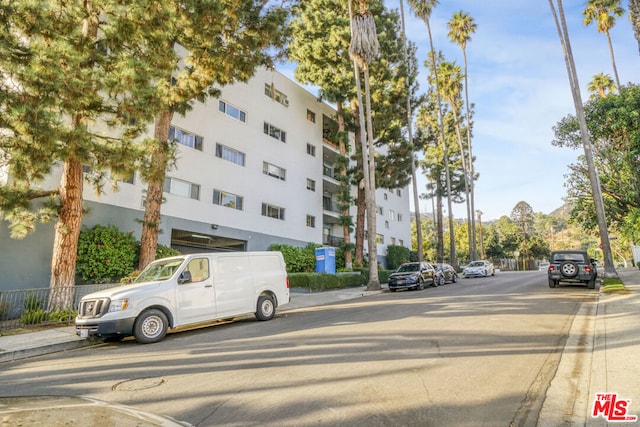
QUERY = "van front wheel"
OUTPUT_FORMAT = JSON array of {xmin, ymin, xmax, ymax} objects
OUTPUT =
[
  {"xmin": 255, "ymin": 295, "xmax": 275, "ymax": 321},
  {"xmin": 134, "ymin": 309, "xmax": 168, "ymax": 344}
]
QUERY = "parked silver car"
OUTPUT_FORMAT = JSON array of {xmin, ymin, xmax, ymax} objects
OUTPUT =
[{"xmin": 463, "ymin": 260, "xmax": 495, "ymax": 278}]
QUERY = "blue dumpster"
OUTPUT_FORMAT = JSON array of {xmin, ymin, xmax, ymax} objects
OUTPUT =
[{"xmin": 315, "ymin": 247, "xmax": 336, "ymax": 274}]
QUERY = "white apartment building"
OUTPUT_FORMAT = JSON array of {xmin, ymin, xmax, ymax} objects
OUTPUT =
[{"xmin": 0, "ymin": 67, "xmax": 411, "ymax": 290}]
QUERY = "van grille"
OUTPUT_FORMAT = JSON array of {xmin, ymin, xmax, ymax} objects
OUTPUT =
[{"xmin": 78, "ymin": 298, "xmax": 110, "ymax": 319}]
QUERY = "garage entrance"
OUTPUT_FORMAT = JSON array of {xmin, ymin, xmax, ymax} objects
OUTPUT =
[{"xmin": 170, "ymin": 229, "xmax": 246, "ymax": 253}]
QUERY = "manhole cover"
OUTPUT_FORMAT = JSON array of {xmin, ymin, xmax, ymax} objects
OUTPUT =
[{"xmin": 112, "ymin": 377, "xmax": 167, "ymax": 391}]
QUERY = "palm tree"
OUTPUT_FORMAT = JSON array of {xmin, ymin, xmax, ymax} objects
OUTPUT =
[
  {"xmin": 588, "ymin": 72, "xmax": 617, "ymax": 98},
  {"xmin": 437, "ymin": 60, "xmax": 474, "ymax": 263},
  {"xmin": 447, "ymin": 10, "xmax": 477, "ymax": 261},
  {"xmin": 630, "ymin": 0, "xmax": 640, "ymax": 53},
  {"xmin": 349, "ymin": 0, "xmax": 381, "ymax": 289},
  {"xmin": 399, "ymin": 0, "xmax": 425, "ymax": 262},
  {"xmin": 408, "ymin": 0, "xmax": 457, "ymax": 267},
  {"xmin": 583, "ymin": 0, "xmax": 625, "ymax": 88},
  {"xmin": 548, "ymin": 0, "xmax": 617, "ymax": 278}
]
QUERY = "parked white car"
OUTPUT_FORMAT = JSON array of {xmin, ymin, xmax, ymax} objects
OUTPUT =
[{"xmin": 463, "ymin": 260, "xmax": 495, "ymax": 278}]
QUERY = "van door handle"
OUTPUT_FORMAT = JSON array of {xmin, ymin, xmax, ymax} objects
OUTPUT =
[{"xmin": 204, "ymin": 284, "xmax": 213, "ymax": 288}]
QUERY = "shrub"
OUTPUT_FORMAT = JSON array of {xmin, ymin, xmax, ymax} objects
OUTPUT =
[
  {"xmin": 386, "ymin": 245, "xmax": 411, "ymax": 270},
  {"xmin": 269, "ymin": 243, "xmax": 320, "ymax": 273},
  {"xmin": 77, "ymin": 225, "xmax": 140, "ymax": 283},
  {"xmin": 23, "ymin": 293, "xmax": 45, "ymax": 311},
  {"xmin": 21, "ymin": 309, "xmax": 49, "ymax": 325},
  {"xmin": 156, "ymin": 244, "xmax": 181, "ymax": 259},
  {"xmin": 21, "ymin": 293, "xmax": 48, "ymax": 325},
  {"xmin": 48, "ymin": 307, "xmax": 78, "ymax": 323},
  {"xmin": 288, "ymin": 271, "xmax": 364, "ymax": 291}
]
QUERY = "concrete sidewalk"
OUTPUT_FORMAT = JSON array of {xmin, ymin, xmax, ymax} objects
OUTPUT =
[
  {"xmin": 0, "ymin": 285, "xmax": 383, "ymax": 363},
  {"xmin": 2, "ymin": 271, "xmax": 640, "ymax": 426},
  {"xmin": 539, "ymin": 268, "xmax": 640, "ymax": 426}
]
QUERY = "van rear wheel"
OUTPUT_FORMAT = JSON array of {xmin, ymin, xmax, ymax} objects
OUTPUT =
[
  {"xmin": 134, "ymin": 309, "xmax": 168, "ymax": 344},
  {"xmin": 256, "ymin": 295, "xmax": 275, "ymax": 321}
]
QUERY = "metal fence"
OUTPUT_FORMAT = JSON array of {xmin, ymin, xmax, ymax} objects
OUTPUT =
[{"xmin": 0, "ymin": 283, "xmax": 123, "ymax": 332}]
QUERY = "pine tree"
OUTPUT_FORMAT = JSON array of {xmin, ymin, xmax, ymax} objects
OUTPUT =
[
  {"xmin": 0, "ymin": 1, "xmax": 175, "ymax": 308},
  {"xmin": 136, "ymin": 0, "xmax": 288, "ymax": 270}
]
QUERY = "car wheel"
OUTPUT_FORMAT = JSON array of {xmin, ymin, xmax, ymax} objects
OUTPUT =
[
  {"xmin": 548, "ymin": 279, "xmax": 556, "ymax": 288},
  {"xmin": 560, "ymin": 261, "xmax": 579, "ymax": 278},
  {"xmin": 438, "ymin": 275, "xmax": 445, "ymax": 286},
  {"xmin": 255, "ymin": 295, "xmax": 276, "ymax": 321},
  {"xmin": 389, "ymin": 287, "xmax": 397, "ymax": 292},
  {"xmin": 452, "ymin": 274, "xmax": 457, "ymax": 283},
  {"xmin": 134, "ymin": 309, "xmax": 168, "ymax": 344},
  {"xmin": 587, "ymin": 277, "xmax": 596, "ymax": 289}
]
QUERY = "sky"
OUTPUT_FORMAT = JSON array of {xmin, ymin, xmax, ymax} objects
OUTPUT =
[{"xmin": 280, "ymin": 1, "xmax": 639, "ymax": 222}]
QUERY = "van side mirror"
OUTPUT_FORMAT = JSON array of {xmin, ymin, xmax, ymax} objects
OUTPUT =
[{"xmin": 178, "ymin": 270, "xmax": 192, "ymax": 284}]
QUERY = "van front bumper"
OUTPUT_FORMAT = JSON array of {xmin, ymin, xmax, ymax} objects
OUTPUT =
[{"xmin": 75, "ymin": 317, "xmax": 136, "ymax": 338}]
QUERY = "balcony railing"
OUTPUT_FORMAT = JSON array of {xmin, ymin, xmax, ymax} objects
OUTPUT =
[{"xmin": 323, "ymin": 235, "xmax": 344, "ymax": 247}]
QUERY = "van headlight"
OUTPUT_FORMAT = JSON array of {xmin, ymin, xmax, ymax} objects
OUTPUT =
[{"xmin": 108, "ymin": 298, "xmax": 130, "ymax": 312}]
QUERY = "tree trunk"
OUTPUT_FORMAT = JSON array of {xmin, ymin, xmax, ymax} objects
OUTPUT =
[
  {"xmin": 138, "ymin": 110, "xmax": 174, "ymax": 270},
  {"xmin": 352, "ymin": 101, "xmax": 365, "ymax": 268},
  {"xmin": 337, "ymin": 102, "xmax": 353, "ymax": 269},
  {"xmin": 48, "ymin": 156, "xmax": 83, "ymax": 310},
  {"xmin": 436, "ymin": 188, "xmax": 444, "ymax": 262}
]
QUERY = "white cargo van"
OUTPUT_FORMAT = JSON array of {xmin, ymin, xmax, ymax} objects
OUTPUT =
[{"xmin": 75, "ymin": 252, "xmax": 289, "ymax": 343}]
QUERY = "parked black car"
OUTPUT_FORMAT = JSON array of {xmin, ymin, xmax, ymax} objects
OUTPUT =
[
  {"xmin": 433, "ymin": 263, "xmax": 458, "ymax": 285},
  {"xmin": 388, "ymin": 262, "xmax": 436, "ymax": 292},
  {"xmin": 548, "ymin": 250, "xmax": 598, "ymax": 289}
]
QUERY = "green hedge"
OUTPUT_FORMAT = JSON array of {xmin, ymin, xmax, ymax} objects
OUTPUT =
[
  {"xmin": 288, "ymin": 269, "xmax": 393, "ymax": 291},
  {"xmin": 289, "ymin": 272, "xmax": 365, "ymax": 291}
]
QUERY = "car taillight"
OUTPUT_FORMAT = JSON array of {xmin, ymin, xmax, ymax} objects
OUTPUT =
[
  {"xmin": 585, "ymin": 266, "xmax": 591, "ymax": 273},
  {"xmin": 549, "ymin": 266, "xmax": 555, "ymax": 271},
  {"xmin": 286, "ymin": 276, "xmax": 290, "ymax": 288}
]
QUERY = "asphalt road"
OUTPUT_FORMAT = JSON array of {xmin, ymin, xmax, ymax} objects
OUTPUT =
[{"xmin": 0, "ymin": 271, "xmax": 597, "ymax": 426}]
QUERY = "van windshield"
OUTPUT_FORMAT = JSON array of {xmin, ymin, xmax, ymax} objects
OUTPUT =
[{"xmin": 134, "ymin": 258, "xmax": 185, "ymax": 283}]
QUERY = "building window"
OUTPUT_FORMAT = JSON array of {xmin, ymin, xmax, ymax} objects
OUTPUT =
[
  {"xmin": 263, "ymin": 161, "xmax": 286, "ymax": 181},
  {"xmin": 218, "ymin": 100, "xmax": 246, "ymax": 122},
  {"xmin": 264, "ymin": 122, "xmax": 286, "ymax": 142},
  {"xmin": 399, "ymin": 239, "xmax": 404, "ymax": 246},
  {"xmin": 164, "ymin": 177, "xmax": 200, "ymax": 200},
  {"xmin": 396, "ymin": 189, "xmax": 401, "ymax": 197},
  {"xmin": 385, "ymin": 220, "xmax": 389, "ymax": 229},
  {"xmin": 390, "ymin": 237, "xmax": 396, "ymax": 245},
  {"xmin": 307, "ymin": 143, "xmax": 316, "ymax": 157},
  {"xmin": 306, "ymin": 215, "xmax": 316, "ymax": 228},
  {"xmin": 307, "ymin": 109, "xmax": 316, "ymax": 123},
  {"xmin": 264, "ymin": 83, "xmax": 289, "ymax": 106},
  {"xmin": 306, "ymin": 178, "xmax": 316, "ymax": 191},
  {"xmin": 397, "ymin": 213, "xmax": 403, "ymax": 222},
  {"xmin": 213, "ymin": 189, "xmax": 243, "ymax": 210},
  {"xmin": 377, "ymin": 205, "xmax": 383, "ymax": 215},
  {"xmin": 117, "ymin": 171, "xmax": 135, "ymax": 185},
  {"xmin": 383, "ymin": 193, "xmax": 388, "ymax": 200},
  {"xmin": 169, "ymin": 126, "xmax": 203, "ymax": 151},
  {"xmin": 262, "ymin": 203, "xmax": 285, "ymax": 220},
  {"xmin": 215, "ymin": 143, "xmax": 245, "ymax": 166},
  {"xmin": 376, "ymin": 234, "xmax": 384, "ymax": 244},
  {"xmin": 388, "ymin": 210, "xmax": 395, "ymax": 220}
]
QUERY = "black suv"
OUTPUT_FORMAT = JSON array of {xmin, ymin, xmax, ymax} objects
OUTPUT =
[
  {"xmin": 388, "ymin": 262, "xmax": 436, "ymax": 291},
  {"xmin": 547, "ymin": 250, "xmax": 598, "ymax": 289}
]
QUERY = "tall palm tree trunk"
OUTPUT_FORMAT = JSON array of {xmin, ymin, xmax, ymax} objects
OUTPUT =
[
  {"xmin": 549, "ymin": 0, "xmax": 617, "ymax": 278},
  {"xmin": 399, "ymin": 0, "xmax": 424, "ymax": 262}
]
